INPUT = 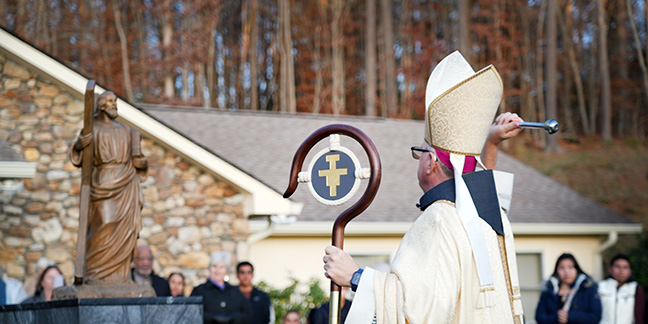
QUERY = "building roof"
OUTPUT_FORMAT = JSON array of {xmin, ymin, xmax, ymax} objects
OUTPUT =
[
  {"xmin": 141, "ymin": 105, "xmax": 633, "ymax": 227},
  {"xmin": 0, "ymin": 138, "xmax": 36, "ymax": 178},
  {"xmin": 0, "ymin": 139, "xmax": 24, "ymax": 162}
]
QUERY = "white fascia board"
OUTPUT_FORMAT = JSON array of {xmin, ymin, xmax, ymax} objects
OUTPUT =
[
  {"xmin": 0, "ymin": 161, "xmax": 37, "ymax": 178},
  {"xmin": 250, "ymin": 221, "xmax": 643, "ymax": 237},
  {"xmin": 511, "ymin": 223, "xmax": 643, "ymax": 235},
  {"xmin": 249, "ymin": 221, "xmax": 413, "ymax": 236},
  {"xmin": 0, "ymin": 29, "xmax": 88, "ymax": 94},
  {"xmin": 0, "ymin": 29, "xmax": 298, "ymax": 216}
]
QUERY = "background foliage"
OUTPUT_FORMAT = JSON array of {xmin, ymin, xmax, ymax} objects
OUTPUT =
[
  {"xmin": 258, "ymin": 277, "xmax": 328, "ymax": 323},
  {"xmin": 2, "ymin": 0, "xmax": 648, "ymax": 143}
]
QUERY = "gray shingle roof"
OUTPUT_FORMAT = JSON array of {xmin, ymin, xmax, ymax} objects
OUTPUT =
[
  {"xmin": 141, "ymin": 105, "xmax": 630, "ymax": 225},
  {"xmin": 0, "ymin": 138, "xmax": 25, "ymax": 162}
]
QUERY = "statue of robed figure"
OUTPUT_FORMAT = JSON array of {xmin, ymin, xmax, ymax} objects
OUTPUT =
[{"xmin": 57, "ymin": 81, "xmax": 154, "ymax": 298}]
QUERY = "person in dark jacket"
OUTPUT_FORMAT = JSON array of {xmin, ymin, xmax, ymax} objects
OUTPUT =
[
  {"xmin": 236, "ymin": 261, "xmax": 274, "ymax": 324},
  {"xmin": 191, "ymin": 252, "xmax": 252, "ymax": 324},
  {"xmin": 536, "ymin": 253, "xmax": 602, "ymax": 324},
  {"xmin": 131, "ymin": 245, "xmax": 171, "ymax": 297},
  {"xmin": 309, "ymin": 287, "xmax": 352, "ymax": 324}
]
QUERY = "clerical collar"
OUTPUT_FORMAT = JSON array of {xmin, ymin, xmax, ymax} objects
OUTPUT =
[
  {"xmin": 209, "ymin": 278, "xmax": 226, "ymax": 290},
  {"xmin": 416, "ymin": 170, "xmax": 504, "ymax": 236}
]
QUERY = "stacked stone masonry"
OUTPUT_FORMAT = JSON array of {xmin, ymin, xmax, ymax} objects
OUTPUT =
[{"xmin": 0, "ymin": 52, "xmax": 248, "ymax": 296}]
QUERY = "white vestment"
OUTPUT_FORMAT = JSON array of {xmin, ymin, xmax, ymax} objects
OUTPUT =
[{"xmin": 345, "ymin": 200, "xmax": 522, "ymax": 324}]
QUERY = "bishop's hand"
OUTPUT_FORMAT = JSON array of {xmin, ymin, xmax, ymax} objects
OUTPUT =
[
  {"xmin": 323, "ymin": 245, "xmax": 359, "ymax": 287},
  {"xmin": 487, "ymin": 112, "xmax": 524, "ymax": 146}
]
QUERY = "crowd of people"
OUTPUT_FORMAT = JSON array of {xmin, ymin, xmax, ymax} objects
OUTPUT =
[{"xmin": 3, "ymin": 247, "xmax": 644, "ymax": 324}]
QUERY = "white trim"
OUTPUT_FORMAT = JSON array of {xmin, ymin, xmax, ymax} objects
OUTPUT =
[
  {"xmin": 249, "ymin": 221, "xmax": 413, "ymax": 236},
  {"xmin": 0, "ymin": 161, "xmax": 37, "ymax": 178},
  {"xmin": 250, "ymin": 221, "xmax": 643, "ymax": 236},
  {"xmin": 511, "ymin": 223, "xmax": 642, "ymax": 235},
  {"xmin": 0, "ymin": 28, "xmax": 299, "ymax": 216}
]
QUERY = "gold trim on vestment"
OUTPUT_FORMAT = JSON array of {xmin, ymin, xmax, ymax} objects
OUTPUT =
[{"xmin": 498, "ymin": 235, "xmax": 522, "ymax": 324}]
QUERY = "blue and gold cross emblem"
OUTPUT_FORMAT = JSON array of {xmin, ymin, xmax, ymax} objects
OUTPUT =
[
  {"xmin": 311, "ymin": 151, "xmax": 356, "ymax": 202},
  {"xmin": 293, "ymin": 133, "xmax": 371, "ymax": 206},
  {"xmin": 285, "ymin": 127, "xmax": 379, "ymax": 211},
  {"xmin": 318, "ymin": 154, "xmax": 348, "ymax": 196}
]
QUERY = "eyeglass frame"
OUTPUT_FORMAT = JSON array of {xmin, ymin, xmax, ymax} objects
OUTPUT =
[{"xmin": 411, "ymin": 146, "xmax": 438, "ymax": 161}]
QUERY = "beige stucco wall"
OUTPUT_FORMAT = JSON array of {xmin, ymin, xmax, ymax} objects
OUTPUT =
[
  {"xmin": 249, "ymin": 234, "xmax": 604, "ymax": 288},
  {"xmin": 248, "ymin": 232, "xmax": 606, "ymax": 324},
  {"xmin": 248, "ymin": 236, "xmax": 403, "ymax": 289},
  {"xmin": 514, "ymin": 235, "xmax": 602, "ymax": 280}
]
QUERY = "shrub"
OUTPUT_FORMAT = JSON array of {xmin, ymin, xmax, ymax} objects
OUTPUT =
[{"xmin": 258, "ymin": 277, "xmax": 328, "ymax": 323}]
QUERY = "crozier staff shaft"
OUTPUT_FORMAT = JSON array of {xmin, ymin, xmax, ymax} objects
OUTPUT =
[{"xmin": 284, "ymin": 124, "xmax": 382, "ymax": 324}]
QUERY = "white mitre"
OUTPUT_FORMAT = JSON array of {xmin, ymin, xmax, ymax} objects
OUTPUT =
[{"xmin": 424, "ymin": 51, "xmax": 503, "ymax": 155}]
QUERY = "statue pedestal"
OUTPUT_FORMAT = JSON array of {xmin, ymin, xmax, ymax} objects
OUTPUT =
[{"xmin": 0, "ymin": 297, "xmax": 203, "ymax": 324}]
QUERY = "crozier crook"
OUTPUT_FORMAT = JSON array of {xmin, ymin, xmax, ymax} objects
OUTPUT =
[{"xmin": 284, "ymin": 124, "xmax": 382, "ymax": 324}]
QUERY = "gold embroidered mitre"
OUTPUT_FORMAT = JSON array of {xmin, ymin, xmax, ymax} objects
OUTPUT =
[{"xmin": 424, "ymin": 51, "xmax": 503, "ymax": 155}]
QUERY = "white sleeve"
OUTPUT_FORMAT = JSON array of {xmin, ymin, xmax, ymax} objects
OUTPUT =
[
  {"xmin": 4, "ymin": 277, "xmax": 27, "ymax": 304},
  {"xmin": 268, "ymin": 304, "xmax": 275, "ymax": 324},
  {"xmin": 344, "ymin": 267, "xmax": 376, "ymax": 324}
]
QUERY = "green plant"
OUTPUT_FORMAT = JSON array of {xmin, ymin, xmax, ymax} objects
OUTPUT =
[
  {"xmin": 258, "ymin": 277, "xmax": 328, "ymax": 323},
  {"xmin": 628, "ymin": 233, "xmax": 648, "ymax": 291}
]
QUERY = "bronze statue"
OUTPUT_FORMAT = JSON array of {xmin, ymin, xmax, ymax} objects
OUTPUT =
[{"xmin": 69, "ymin": 90, "xmax": 148, "ymax": 283}]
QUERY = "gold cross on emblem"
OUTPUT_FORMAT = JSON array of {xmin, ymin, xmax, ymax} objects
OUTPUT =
[{"xmin": 318, "ymin": 154, "xmax": 348, "ymax": 196}]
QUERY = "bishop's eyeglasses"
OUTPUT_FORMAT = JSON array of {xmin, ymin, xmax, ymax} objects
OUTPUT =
[{"xmin": 411, "ymin": 146, "xmax": 438, "ymax": 161}]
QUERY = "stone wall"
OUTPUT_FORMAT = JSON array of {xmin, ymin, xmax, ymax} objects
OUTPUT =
[{"xmin": 0, "ymin": 52, "xmax": 248, "ymax": 294}]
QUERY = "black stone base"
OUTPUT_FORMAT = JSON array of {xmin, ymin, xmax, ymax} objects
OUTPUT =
[{"xmin": 0, "ymin": 296, "xmax": 203, "ymax": 324}]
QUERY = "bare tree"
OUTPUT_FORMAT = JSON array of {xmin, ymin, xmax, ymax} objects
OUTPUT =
[
  {"xmin": 278, "ymin": 0, "xmax": 296, "ymax": 113},
  {"xmin": 557, "ymin": 1, "xmax": 590, "ymax": 134},
  {"xmin": 546, "ymin": 0, "xmax": 558, "ymax": 152},
  {"xmin": 597, "ymin": 0, "xmax": 613, "ymax": 141},
  {"xmin": 238, "ymin": 0, "xmax": 250, "ymax": 109},
  {"xmin": 365, "ymin": 0, "xmax": 377, "ymax": 117},
  {"xmin": 331, "ymin": 0, "xmax": 345, "ymax": 115},
  {"xmin": 111, "ymin": 0, "xmax": 135, "ymax": 102},
  {"xmin": 399, "ymin": 0, "xmax": 413, "ymax": 116},
  {"xmin": 615, "ymin": 0, "xmax": 630, "ymax": 137},
  {"xmin": 459, "ymin": 0, "xmax": 471, "ymax": 59},
  {"xmin": 250, "ymin": 0, "xmax": 259, "ymax": 110},
  {"xmin": 162, "ymin": 0, "xmax": 174, "ymax": 99},
  {"xmin": 381, "ymin": 0, "xmax": 397, "ymax": 117},
  {"xmin": 628, "ymin": 0, "xmax": 648, "ymax": 140}
]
